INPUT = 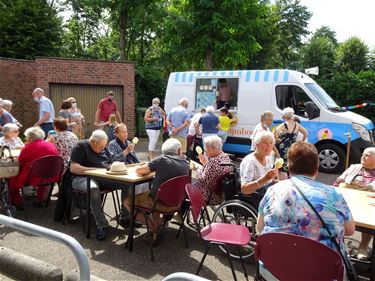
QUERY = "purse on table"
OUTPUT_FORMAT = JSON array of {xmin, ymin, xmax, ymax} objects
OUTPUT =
[{"xmin": 0, "ymin": 145, "xmax": 20, "ymax": 178}]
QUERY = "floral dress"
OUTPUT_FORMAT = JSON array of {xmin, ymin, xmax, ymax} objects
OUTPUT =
[
  {"xmin": 275, "ymin": 123, "xmax": 298, "ymax": 173},
  {"xmin": 54, "ymin": 131, "xmax": 78, "ymax": 171}
]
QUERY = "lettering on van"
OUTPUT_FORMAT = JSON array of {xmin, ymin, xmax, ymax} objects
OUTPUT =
[{"xmin": 229, "ymin": 127, "xmax": 253, "ymax": 137}]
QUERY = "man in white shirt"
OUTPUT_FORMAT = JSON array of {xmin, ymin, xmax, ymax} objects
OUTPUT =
[
  {"xmin": 250, "ymin": 111, "xmax": 274, "ymax": 151},
  {"xmin": 32, "ymin": 88, "xmax": 55, "ymax": 138}
]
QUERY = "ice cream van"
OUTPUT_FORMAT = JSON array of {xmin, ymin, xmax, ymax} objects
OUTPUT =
[{"xmin": 164, "ymin": 70, "xmax": 375, "ymax": 173}]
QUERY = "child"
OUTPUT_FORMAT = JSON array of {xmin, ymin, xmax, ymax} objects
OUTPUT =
[
  {"xmin": 218, "ymin": 107, "xmax": 237, "ymax": 143},
  {"xmin": 106, "ymin": 114, "xmax": 117, "ymax": 142}
]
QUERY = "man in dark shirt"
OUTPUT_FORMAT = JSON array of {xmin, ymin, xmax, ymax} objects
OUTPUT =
[
  {"xmin": 70, "ymin": 129, "xmax": 129, "ymax": 240},
  {"xmin": 125, "ymin": 138, "xmax": 190, "ymax": 243},
  {"xmin": 196, "ymin": 105, "xmax": 220, "ymax": 139}
]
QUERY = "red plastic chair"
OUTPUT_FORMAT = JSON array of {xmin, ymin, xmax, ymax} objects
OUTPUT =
[
  {"xmin": 134, "ymin": 175, "xmax": 191, "ymax": 261},
  {"xmin": 185, "ymin": 183, "xmax": 251, "ymax": 281},
  {"xmin": 21, "ymin": 155, "xmax": 64, "ymax": 220},
  {"xmin": 254, "ymin": 233, "xmax": 344, "ymax": 281}
]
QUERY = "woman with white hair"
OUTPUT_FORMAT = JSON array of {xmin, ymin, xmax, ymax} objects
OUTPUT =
[
  {"xmin": 196, "ymin": 105, "xmax": 220, "ymax": 140},
  {"xmin": 274, "ymin": 107, "xmax": 307, "ymax": 179},
  {"xmin": 144, "ymin": 97, "xmax": 165, "ymax": 160},
  {"xmin": 0, "ymin": 123, "xmax": 24, "ymax": 149},
  {"xmin": 239, "ymin": 131, "xmax": 278, "ymax": 209},
  {"xmin": 195, "ymin": 135, "xmax": 232, "ymax": 204},
  {"xmin": 8, "ymin": 127, "xmax": 59, "ymax": 208}
]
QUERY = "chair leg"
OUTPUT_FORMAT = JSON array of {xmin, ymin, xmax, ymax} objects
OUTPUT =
[
  {"xmin": 196, "ymin": 242, "xmax": 211, "ymax": 275},
  {"xmin": 144, "ymin": 213, "xmax": 155, "ymax": 262},
  {"xmin": 255, "ymin": 258, "xmax": 260, "ymax": 281},
  {"xmin": 178, "ymin": 212, "xmax": 189, "ymax": 248},
  {"xmin": 176, "ymin": 210, "xmax": 188, "ymax": 239},
  {"xmin": 111, "ymin": 190, "xmax": 119, "ymax": 225},
  {"xmin": 236, "ymin": 245, "xmax": 248, "ymax": 280},
  {"xmin": 21, "ymin": 188, "xmax": 28, "ymax": 221},
  {"xmin": 45, "ymin": 184, "xmax": 54, "ymax": 208},
  {"xmin": 101, "ymin": 193, "xmax": 107, "ymax": 210},
  {"xmin": 223, "ymin": 244, "xmax": 237, "ymax": 281},
  {"xmin": 77, "ymin": 193, "xmax": 85, "ymax": 233}
]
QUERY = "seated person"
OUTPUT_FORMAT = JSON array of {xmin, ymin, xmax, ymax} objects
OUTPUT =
[
  {"xmin": 0, "ymin": 123, "xmax": 24, "ymax": 149},
  {"xmin": 239, "ymin": 131, "xmax": 278, "ymax": 209},
  {"xmin": 8, "ymin": 127, "xmax": 58, "ymax": 208},
  {"xmin": 69, "ymin": 130, "xmax": 130, "ymax": 241},
  {"xmin": 257, "ymin": 142, "xmax": 355, "ymax": 252},
  {"xmin": 195, "ymin": 135, "xmax": 231, "ymax": 205},
  {"xmin": 124, "ymin": 138, "xmax": 190, "ymax": 244},
  {"xmin": 334, "ymin": 147, "xmax": 375, "ymax": 260}
]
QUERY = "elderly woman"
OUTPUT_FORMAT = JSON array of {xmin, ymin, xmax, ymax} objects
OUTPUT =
[
  {"xmin": 8, "ymin": 127, "xmax": 58, "ymax": 208},
  {"xmin": 67, "ymin": 97, "xmax": 85, "ymax": 140},
  {"xmin": 47, "ymin": 117, "xmax": 78, "ymax": 172},
  {"xmin": 257, "ymin": 142, "xmax": 355, "ymax": 252},
  {"xmin": 58, "ymin": 100, "xmax": 76, "ymax": 131},
  {"xmin": 0, "ymin": 123, "xmax": 24, "ymax": 149},
  {"xmin": 195, "ymin": 135, "xmax": 232, "ymax": 205},
  {"xmin": 239, "ymin": 131, "xmax": 278, "ymax": 209},
  {"xmin": 274, "ymin": 107, "xmax": 307, "ymax": 179},
  {"xmin": 334, "ymin": 147, "xmax": 375, "ymax": 260}
]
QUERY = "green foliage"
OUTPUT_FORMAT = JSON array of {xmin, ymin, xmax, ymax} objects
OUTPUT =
[
  {"xmin": 135, "ymin": 66, "xmax": 166, "ymax": 107},
  {"xmin": 312, "ymin": 26, "xmax": 337, "ymax": 45},
  {"xmin": 0, "ymin": 0, "xmax": 63, "ymax": 59},
  {"xmin": 335, "ymin": 36, "xmax": 370, "ymax": 73}
]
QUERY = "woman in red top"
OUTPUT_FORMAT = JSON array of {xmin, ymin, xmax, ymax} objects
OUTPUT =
[{"xmin": 8, "ymin": 126, "xmax": 58, "ymax": 207}]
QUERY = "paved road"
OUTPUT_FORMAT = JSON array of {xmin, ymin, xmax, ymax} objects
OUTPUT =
[{"xmin": 0, "ymin": 138, "xmax": 368, "ymax": 280}]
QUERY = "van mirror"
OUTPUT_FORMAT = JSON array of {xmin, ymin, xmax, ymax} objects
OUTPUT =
[{"xmin": 305, "ymin": 101, "xmax": 320, "ymax": 119}]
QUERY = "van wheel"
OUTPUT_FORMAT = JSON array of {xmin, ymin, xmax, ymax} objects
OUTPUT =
[{"xmin": 317, "ymin": 143, "xmax": 345, "ymax": 174}]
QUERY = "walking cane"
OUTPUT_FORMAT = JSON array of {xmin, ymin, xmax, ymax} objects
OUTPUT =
[{"xmin": 344, "ymin": 132, "xmax": 351, "ymax": 169}]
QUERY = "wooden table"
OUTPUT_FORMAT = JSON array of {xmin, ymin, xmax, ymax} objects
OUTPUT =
[
  {"xmin": 336, "ymin": 187, "xmax": 375, "ymax": 280},
  {"xmin": 84, "ymin": 163, "xmax": 154, "ymax": 252}
]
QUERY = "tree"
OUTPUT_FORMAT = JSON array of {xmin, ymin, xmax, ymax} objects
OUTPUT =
[
  {"xmin": 312, "ymin": 26, "xmax": 337, "ymax": 45},
  {"xmin": 0, "ymin": 0, "xmax": 63, "ymax": 59},
  {"xmin": 336, "ymin": 36, "xmax": 369, "ymax": 73}
]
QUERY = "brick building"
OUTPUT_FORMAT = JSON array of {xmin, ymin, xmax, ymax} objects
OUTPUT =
[{"xmin": 0, "ymin": 57, "xmax": 135, "ymax": 137}]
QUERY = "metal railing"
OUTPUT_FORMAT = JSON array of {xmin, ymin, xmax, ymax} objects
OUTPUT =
[{"xmin": 0, "ymin": 214, "xmax": 90, "ymax": 281}]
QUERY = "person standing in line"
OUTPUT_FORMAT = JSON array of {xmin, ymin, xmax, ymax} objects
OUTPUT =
[
  {"xmin": 95, "ymin": 91, "xmax": 122, "ymax": 129},
  {"xmin": 187, "ymin": 108, "xmax": 205, "ymax": 151},
  {"xmin": 166, "ymin": 98, "xmax": 191, "ymax": 154},
  {"xmin": 217, "ymin": 107, "xmax": 237, "ymax": 143},
  {"xmin": 144, "ymin": 98, "xmax": 165, "ymax": 160},
  {"xmin": 67, "ymin": 97, "xmax": 85, "ymax": 140},
  {"xmin": 32, "ymin": 88, "xmax": 55, "ymax": 138},
  {"xmin": 250, "ymin": 111, "xmax": 274, "ymax": 152},
  {"xmin": 196, "ymin": 105, "xmax": 220, "ymax": 140},
  {"xmin": 58, "ymin": 100, "xmax": 77, "ymax": 132}
]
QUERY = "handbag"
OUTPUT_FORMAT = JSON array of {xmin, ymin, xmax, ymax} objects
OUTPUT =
[
  {"xmin": 291, "ymin": 176, "xmax": 359, "ymax": 281},
  {"xmin": 0, "ymin": 145, "xmax": 20, "ymax": 178}
]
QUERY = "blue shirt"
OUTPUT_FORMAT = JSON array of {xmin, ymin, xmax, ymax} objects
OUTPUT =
[
  {"xmin": 199, "ymin": 112, "xmax": 219, "ymax": 134},
  {"xmin": 39, "ymin": 96, "xmax": 55, "ymax": 123},
  {"xmin": 167, "ymin": 106, "xmax": 191, "ymax": 137},
  {"xmin": 0, "ymin": 110, "xmax": 13, "ymax": 126}
]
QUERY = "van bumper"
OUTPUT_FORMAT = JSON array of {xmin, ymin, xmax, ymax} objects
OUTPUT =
[{"xmin": 349, "ymin": 138, "xmax": 373, "ymax": 163}]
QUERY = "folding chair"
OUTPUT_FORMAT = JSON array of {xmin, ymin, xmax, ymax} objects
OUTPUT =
[
  {"xmin": 185, "ymin": 183, "xmax": 251, "ymax": 281},
  {"xmin": 254, "ymin": 233, "xmax": 344, "ymax": 281}
]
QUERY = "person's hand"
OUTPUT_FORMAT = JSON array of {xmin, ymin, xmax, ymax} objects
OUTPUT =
[
  {"xmin": 124, "ymin": 143, "xmax": 135, "ymax": 155},
  {"xmin": 47, "ymin": 135, "xmax": 55, "ymax": 144},
  {"xmin": 153, "ymin": 117, "xmax": 159, "ymax": 122},
  {"xmin": 264, "ymin": 168, "xmax": 278, "ymax": 181},
  {"xmin": 198, "ymin": 153, "xmax": 208, "ymax": 165},
  {"xmin": 171, "ymin": 127, "xmax": 177, "ymax": 135}
]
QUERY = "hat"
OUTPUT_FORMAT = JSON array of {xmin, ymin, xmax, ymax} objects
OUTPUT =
[{"xmin": 106, "ymin": 161, "xmax": 127, "ymax": 175}]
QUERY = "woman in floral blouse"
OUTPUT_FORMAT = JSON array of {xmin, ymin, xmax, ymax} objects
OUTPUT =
[{"xmin": 195, "ymin": 135, "xmax": 231, "ymax": 205}]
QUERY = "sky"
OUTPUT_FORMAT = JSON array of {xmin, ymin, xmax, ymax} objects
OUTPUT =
[{"xmin": 300, "ymin": 0, "xmax": 375, "ymax": 48}]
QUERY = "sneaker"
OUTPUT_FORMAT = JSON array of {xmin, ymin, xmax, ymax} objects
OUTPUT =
[
  {"xmin": 96, "ymin": 227, "xmax": 108, "ymax": 241},
  {"xmin": 357, "ymin": 247, "xmax": 369, "ymax": 260}
]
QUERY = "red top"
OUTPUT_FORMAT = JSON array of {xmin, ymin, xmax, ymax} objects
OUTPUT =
[{"xmin": 97, "ymin": 98, "xmax": 118, "ymax": 122}]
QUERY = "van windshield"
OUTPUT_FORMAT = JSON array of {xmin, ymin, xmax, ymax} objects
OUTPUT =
[{"xmin": 304, "ymin": 83, "xmax": 344, "ymax": 112}]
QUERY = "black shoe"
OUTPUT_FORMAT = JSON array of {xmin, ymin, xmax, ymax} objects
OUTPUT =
[
  {"xmin": 96, "ymin": 227, "xmax": 108, "ymax": 241},
  {"xmin": 119, "ymin": 217, "xmax": 143, "ymax": 229}
]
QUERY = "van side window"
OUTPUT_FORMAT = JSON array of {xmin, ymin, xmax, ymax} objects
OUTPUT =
[
  {"xmin": 275, "ymin": 85, "xmax": 316, "ymax": 118},
  {"xmin": 195, "ymin": 78, "xmax": 238, "ymax": 110}
]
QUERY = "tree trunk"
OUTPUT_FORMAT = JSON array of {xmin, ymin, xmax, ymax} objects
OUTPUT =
[
  {"xmin": 205, "ymin": 49, "xmax": 214, "ymax": 71},
  {"xmin": 119, "ymin": 7, "xmax": 128, "ymax": 61}
]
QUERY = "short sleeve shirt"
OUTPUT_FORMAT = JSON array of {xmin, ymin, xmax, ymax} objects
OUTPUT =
[
  {"xmin": 148, "ymin": 154, "xmax": 190, "ymax": 197},
  {"xmin": 98, "ymin": 98, "xmax": 118, "ymax": 122},
  {"xmin": 0, "ymin": 110, "xmax": 14, "ymax": 126},
  {"xmin": 54, "ymin": 131, "xmax": 78, "ymax": 170},
  {"xmin": 240, "ymin": 153, "xmax": 273, "ymax": 186},
  {"xmin": 199, "ymin": 113, "xmax": 219, "ymax": 134},
  {"xmin": 39, "ymin": 96, "xmax": 55, "ymax": 123},
  {"xmin": 167, "ymin": 106, "xmax": 191, "ymax": 137},
  {"xmin": 250, "ymin": 123, "xmax": 270, "ymax": 151},
  {"xmin": 219, "ymin": 115, "xmax": 232, "ymax": 132},
  {"xmin": 258, "ymin": 176, "xmax": 352, "ymax": 250}
]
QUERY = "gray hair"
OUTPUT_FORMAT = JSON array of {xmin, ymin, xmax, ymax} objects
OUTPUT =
[
  {"xmin": 2, "ymin": 100, "xmax": 13, "ymax": 106},
  {"xmin": 179, "ymin": 98, "xmax": 189, "ymax": 107},
  {"xmin": 33, "ymin": 88, "xmax": 44, "ymax": 95},
  {"xmin": 203, "ymin": 135, "xmax": 223, "ymax": 151},
  {"xmin": 152, "ymin": 97, "xmax": 160, "ymax": 104},
  {"xmin": 24, "ymin": 126, "xmax": 45, "ymax": 141},
  {"xmin": 254, "ymin": 131, "xmax": 275, "ymax": 146},
  {"xmin": 2, "ymin": 123, "xmax": 19, "ymax": 135},
  {"xmin": 162, "ymin": 138, "xmax": 181, "ymax": 155},
  {"xmin": 89, "ymin": 130, "xmax": 108, "ymax": 142},
  {"xmin": 260, "ymin": 111, "xmax": 273, "ymax": 121},
  {"xmin": 364, "ymin": 147, "xmax": 375, "ymax": 156},
  {"xmin": 206, "ymin": 105, "xmax": 215, "ymax": 113},
  {"xmin": 283, "ymin": 107, "xmax": 294, "ymax": 120}
]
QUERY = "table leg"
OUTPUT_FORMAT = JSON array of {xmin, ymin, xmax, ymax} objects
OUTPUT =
[
  {"xmin": 125, "ymin": 183, "xmax": 135, "ymax": 252},
  {"xmin": 371, "ymin": 234, "xmax": 374, "ymax": 281},
  {"xmin": 86, "ymin": 176, "xmax": 91, "ymax": 239}
]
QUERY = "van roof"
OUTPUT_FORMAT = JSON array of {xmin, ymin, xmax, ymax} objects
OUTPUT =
[{"xmin": 170, "ymin": 69, "xmax": 316, "ymax": 84}]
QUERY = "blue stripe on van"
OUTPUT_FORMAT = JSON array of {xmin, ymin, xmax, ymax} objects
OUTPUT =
[
  {"xmin": 255, "ymin": 71, "xmax": 260, "ymax": 82},
  {"xmin": 223, "ymin": 143, "xmax": 250, "ymax": 154},
  {"xmin": 229, "ymin": 70, "xmax": 234, "ymax": 76},
  {"xmin": 221, "ymin": 71, "xmax": 226, "ymax": 75},
  {"xmin": 283, "ymin": 71, "xmax": 289, "ymax": 81},
  {"xmin": 237, "ymin": 71, "xmax": 242, "ymax": 76},
  {"xmin": 264, "ymin": 70, "xmax": 270, "ymax": 82},
  {"xmin": 205, "ymin": 72, "xmax": 209, "ymax": 76},
  {"xmin": 174, "ymin": 73, "xmax": 179, "ymax": 82},
  {"xmin": 198, "ymin": 72, "xmax": 201, "ymax": 77},
  {"xmin": 273, "ymin": 70, "xmax": 279, "ymax": 82},
  {"xmin": 246, "ymin": 71, "xmax": 251, "ymax": 82},
  {"xmin": 189, "ymin": 73, "xmax": 193, "ymax": 82},
  {"xmin": 182, "ymin": 72, "xmax": 186, "ymax": 82},
  {"xmin": 213, "ymin": 71, "xmax": 217, "ymax": 76}
]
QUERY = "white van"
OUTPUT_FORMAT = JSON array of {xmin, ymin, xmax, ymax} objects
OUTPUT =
[{"xmin": 164, "ymin": 70, "xmax": 374, "ymax": 173}]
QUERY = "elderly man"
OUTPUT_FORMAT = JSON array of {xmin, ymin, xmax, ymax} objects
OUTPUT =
[
  {"xmin": 107, "ymin": 123, "xmax": 139, "ymax": 163},
  {"xmin": 1, "ymin": 99, "xmax": 22, "ymax": 127},
  {"xmin": 196, "ymin": 105, "xmax": 220, "ymax": 140},
  {"xmin": 166, "ymin": 98, "xmax": 191, "ymax": 154},
  {"xmin": 334, "ymin": 147, "xmax": 375, "ymax": 260},
  {"xmin": 95, "ymin": 91, "xmax": 122, "ymax": 128},
  {"xmin": 32, "ymin": 88, "xmax": 55, "ymax": 138},
  {"xmin": 124, "ymin": 138, "xmax": 190, "ymax": 244},
  {"xmin": 70, "ymin": 130, "xmax": 130, "ymax": 240}
]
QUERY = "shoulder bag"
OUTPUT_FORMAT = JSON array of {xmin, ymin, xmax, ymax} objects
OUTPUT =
[
  {"xmin": 290, "ymin": 176, "xmax": 359, "ymax": 281},
  {"xmin": 0, "ymin": 145, "xmax": 20, "ymax": 178}
]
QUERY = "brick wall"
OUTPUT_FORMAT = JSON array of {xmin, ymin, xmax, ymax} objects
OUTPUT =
[{"xmin": 0, "ymin": 57, "xmax": 135, "ymax": 136}]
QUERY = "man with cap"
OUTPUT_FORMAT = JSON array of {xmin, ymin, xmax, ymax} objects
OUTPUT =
[{"xmin": 95, "ymin": 91, "xmax": 122, "ymax": 129}]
